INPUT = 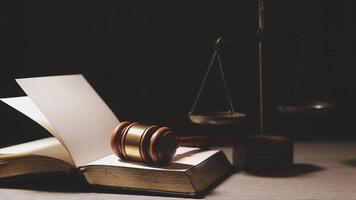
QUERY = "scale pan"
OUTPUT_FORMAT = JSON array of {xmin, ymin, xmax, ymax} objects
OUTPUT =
[
  {"xmin": 277, "ymin": 101, "xmax": 333, "ymax": 115},
  {"xmin": 188, "ymin": 111, "xmax": 246, "ymax": 125}
]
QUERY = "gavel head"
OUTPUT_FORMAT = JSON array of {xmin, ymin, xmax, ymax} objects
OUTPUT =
[{"xmin": 110, "ymin": 122, "xmax": 178, "ymax": 165}]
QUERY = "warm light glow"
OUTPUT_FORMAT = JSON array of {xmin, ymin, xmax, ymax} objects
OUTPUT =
[{"xmin": 314, "ymin": 104, "xmax": 323, "ymax": 109}]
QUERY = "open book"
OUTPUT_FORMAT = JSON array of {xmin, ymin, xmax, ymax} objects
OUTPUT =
[{"xmin": 0, "ymin": 75, "xmax": 231, "ymax": 197}]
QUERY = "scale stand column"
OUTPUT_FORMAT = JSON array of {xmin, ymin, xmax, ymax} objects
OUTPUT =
[
  {"xmin": 257, "ymin": 0, "xmax": 264, "ymax": 135},
  {"xmin": 233, "ymin": 0, "xmax": 294, "ymax": 172}
]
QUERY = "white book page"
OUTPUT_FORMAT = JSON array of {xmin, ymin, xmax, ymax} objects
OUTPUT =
[
  {"xmin": 85, "ymin": 147, "xmax": 220, "ymax": 172},
  {"xmin": 16, "ymin": 75, "xmax": 119, "ymax": 167},
  {"xmin": 0, "ymin": 137, "xmax": 74, "ymax": 165}
]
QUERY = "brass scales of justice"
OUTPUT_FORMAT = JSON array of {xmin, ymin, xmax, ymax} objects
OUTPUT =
[{"xmin": 187, "ymin": 0, "xmax": 333, "ymax": 125}]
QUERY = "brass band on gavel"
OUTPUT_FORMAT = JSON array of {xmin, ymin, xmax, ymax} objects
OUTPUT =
[{"xmin": 111, "ymin": 122, "xmax": 178, "ymax": 165}]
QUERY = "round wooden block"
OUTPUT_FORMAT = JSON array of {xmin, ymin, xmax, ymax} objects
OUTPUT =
[{"xmin": 233, "ymin": 135, "xmax": 293, "ymax": 171}]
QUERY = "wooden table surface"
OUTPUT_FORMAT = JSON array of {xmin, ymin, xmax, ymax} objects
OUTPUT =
[{"xmin": 1, "ymin": 140, "xmax": 356, "ymax": 200}]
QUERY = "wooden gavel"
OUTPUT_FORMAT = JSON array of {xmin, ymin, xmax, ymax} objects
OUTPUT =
[{"xmin": 110, "ymin": 121, "xmax": 241, "ymax": 165}]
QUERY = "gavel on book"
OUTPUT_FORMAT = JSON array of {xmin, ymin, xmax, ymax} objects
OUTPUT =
[
  {"xmin": 111, "ymin": 122, "xmax": 293, "ymax": 168},
  {"xmin": 110, "ymin": 121, "xmax": 241, "ymax": 165}
]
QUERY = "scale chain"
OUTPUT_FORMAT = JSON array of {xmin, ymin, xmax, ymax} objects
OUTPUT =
[
  {"xmin": 216, "ymin": 52, "xmax": 236, "ymax": 113},
  {"xmin": 189, "ymin": 50, "xmax": 218, "ymax": 113}
]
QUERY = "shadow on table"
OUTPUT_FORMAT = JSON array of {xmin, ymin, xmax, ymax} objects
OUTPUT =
[
  {"xmin": 245, "ymin": 163, "xmax": 324, "ymax": 177},
  {"xmin": 341, "ymin": 159, "xmax": 356, "ymax": 167}
]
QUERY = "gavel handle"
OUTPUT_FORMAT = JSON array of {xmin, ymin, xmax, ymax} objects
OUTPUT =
[{"xmin": 177, "ymin": 134, "xmax": 240, "ymax": 147}]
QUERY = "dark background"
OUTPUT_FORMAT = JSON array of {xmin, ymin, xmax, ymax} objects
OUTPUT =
[{"xmin": 1, "ymin": 0, "xmax": 356, "ymax": 147}]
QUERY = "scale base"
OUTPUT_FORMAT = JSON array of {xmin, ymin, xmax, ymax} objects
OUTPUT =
[{"xmin": 233, "ymin": 135, "xmax": 293, "ymax": 171}]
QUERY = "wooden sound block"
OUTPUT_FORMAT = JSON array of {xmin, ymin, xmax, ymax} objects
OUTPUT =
[{"xmin": 233, "ymin": 135, "xmax": 293, "ymax": 171}]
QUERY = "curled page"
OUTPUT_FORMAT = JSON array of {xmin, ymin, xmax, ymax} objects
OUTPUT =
[
  {"xmin": 0, "ymin": 137, "xmax": 74, "ymax": 165},
  {"xmin": 16, "ymin": 75, "xmax": 119, "ymax": 167}
]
